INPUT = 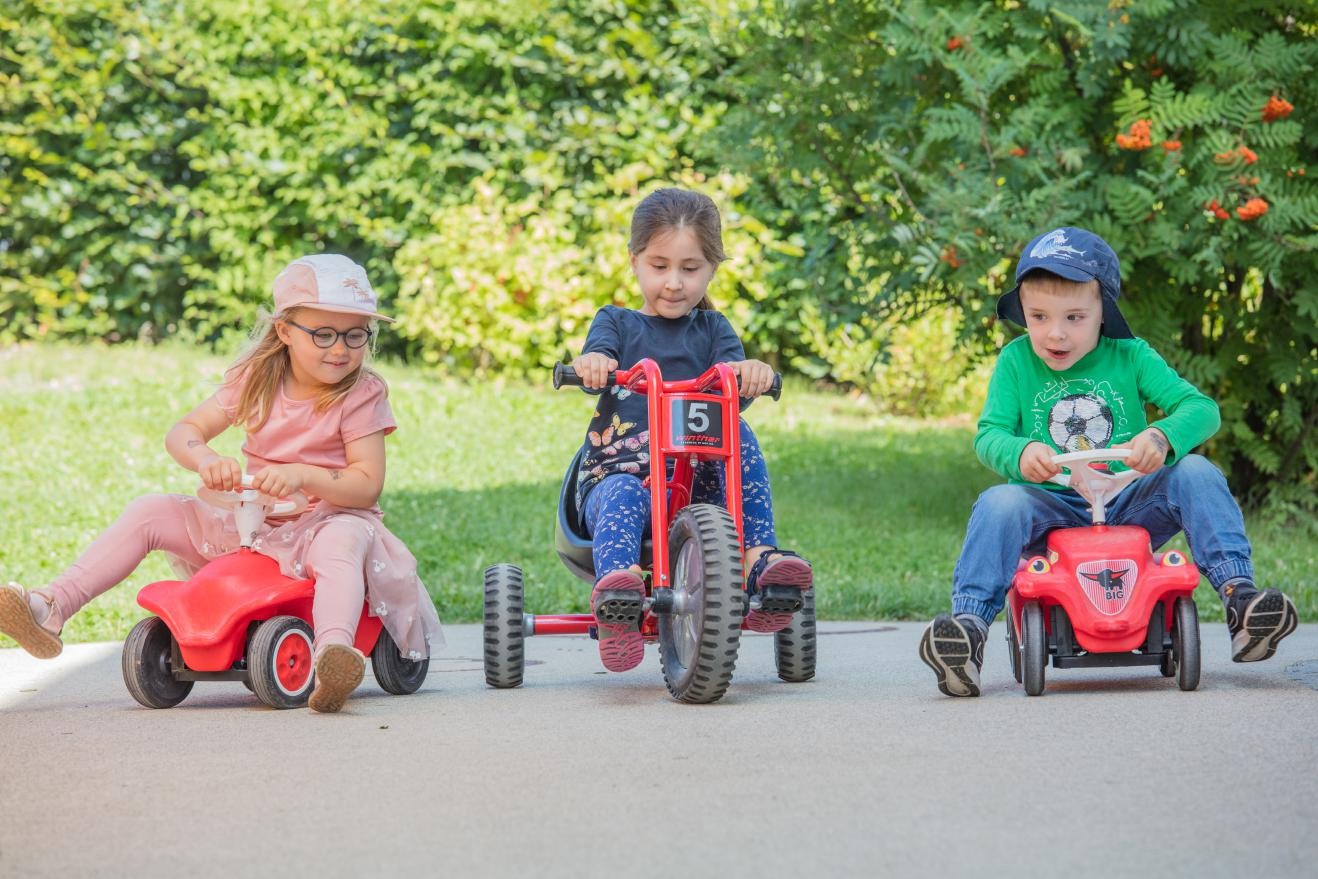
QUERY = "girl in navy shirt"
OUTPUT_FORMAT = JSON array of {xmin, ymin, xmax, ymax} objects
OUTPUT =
[{"xmin": 571, "ymin": 188, "xmax": 813, "ymax": 672}]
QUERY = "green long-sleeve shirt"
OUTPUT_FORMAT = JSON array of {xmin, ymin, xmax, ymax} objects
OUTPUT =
[{"xmin": 974, "ymin": 335, "xmax": 1221, "ymax": 487}]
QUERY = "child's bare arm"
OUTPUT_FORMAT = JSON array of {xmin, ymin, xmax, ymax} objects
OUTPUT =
[
  {"xmin": 251, "ymin": 431, "xmax": 386, "ymax": 509},
  {"xmin": 166, "ymin": 396, "xmax": 243, "ymax": 491}
]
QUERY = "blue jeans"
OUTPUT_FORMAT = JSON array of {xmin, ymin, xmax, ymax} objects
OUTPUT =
[
  {"xmin": 952, "ymin": 454, "xmax": 1253, "ymax": 625},
  {"xmin": 582, "ymin": 419, "xmax": 777, "ymax": 578}
]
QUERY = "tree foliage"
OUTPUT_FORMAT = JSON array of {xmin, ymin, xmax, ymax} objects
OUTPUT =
[
  {"xmin": 1, "ymin": 0, "xmax": 771, "ymax": 356},
  {"xmin": 715, "ymin": 0, "xmax": 1317, "ymax": 509}
]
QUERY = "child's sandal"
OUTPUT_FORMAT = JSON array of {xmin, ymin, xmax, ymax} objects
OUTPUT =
[
  {"xmin": 745, "ymin": 550, "xmax": 813, "ymax": 634},
  {"xmin": 0, "ymin": 582, "xmax": 64, "ymax": 659},
  {"xmin": 308, "ymin": 644, "xmax": 366, "ymax": 713}
]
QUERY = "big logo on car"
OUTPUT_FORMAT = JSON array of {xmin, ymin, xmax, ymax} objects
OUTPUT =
[{"xmin": 1075, "ymin": 559, "xmax": 1138, "ymax": 615}]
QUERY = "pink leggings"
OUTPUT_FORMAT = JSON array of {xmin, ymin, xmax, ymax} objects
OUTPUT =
[{"xmin": 40, "ymin": 494, "xmax": 369, "ymax": 652}]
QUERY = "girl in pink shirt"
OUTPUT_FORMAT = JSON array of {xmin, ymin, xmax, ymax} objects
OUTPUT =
[{"xmin": 0, "ymin": 255, "xmax": 443, "ymax": 713}]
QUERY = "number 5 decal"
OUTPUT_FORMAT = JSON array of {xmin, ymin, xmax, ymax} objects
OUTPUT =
[
  {"xmin": 686, "ymin": 402, "xmax": 710, "ymax": 433},
  {"xmin": 669, "ymin": 399, "xmax": 725, "ymax": 449}
]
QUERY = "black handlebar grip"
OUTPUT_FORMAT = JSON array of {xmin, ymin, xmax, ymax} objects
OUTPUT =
[
  {"xmin": 552, "ymin": 362, "xmax": 581, "ymax": 389},
  {"xmin": 553, "ymin": 363, "xmax": 616, "ymax": 390}
]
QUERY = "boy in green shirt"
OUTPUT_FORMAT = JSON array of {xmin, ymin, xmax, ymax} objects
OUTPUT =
[{"xmin": 919, "ymin": 227, "xmax": 1298, "ymax": 697}]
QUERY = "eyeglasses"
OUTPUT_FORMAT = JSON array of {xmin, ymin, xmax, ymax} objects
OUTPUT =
[{"xmin": 287, "ymin": 320, "xmax": 373, "ymax": 349}]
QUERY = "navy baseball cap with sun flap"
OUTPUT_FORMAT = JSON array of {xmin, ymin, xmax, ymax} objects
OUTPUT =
[{"xmin": 996, "ymin": 226, "xmax": 1133, "ymax": 339}]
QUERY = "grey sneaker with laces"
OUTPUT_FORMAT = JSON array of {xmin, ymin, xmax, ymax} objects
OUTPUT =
[
  {"xmin": 919, "ymin": 613, "xmax": 986, "ymax": 697},
  {"xmin": 1223, "ymin": 582, "xmax": 1298, "ymax": 663}
]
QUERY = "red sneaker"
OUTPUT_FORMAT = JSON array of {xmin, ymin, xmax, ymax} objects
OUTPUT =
[
  {"xmin": 591, "ymin": 569, "xmax": 646, "ymax": 672},
  {"xmin": 745, "ymin": 550, "xmax": 813, "ymax": 634}
]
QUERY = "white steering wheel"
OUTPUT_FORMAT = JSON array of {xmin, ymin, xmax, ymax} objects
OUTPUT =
[
  {"xmin": 197, "ymin": 474, "xmax": 308, "ymax": 517},
  {"xmin": 1048, "ymin": 449, "xmax": 1140, "ymax": 525},
  {"xmin": 197, "ymin": 475, "xmax": 308, "ymax": 549}
]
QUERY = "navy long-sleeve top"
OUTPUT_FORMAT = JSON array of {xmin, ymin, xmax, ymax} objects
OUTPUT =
[{"xmin": 573, "ymin": 305, "xmax": 746, "ymax": 510}]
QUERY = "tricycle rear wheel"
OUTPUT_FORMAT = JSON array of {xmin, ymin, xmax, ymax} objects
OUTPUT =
[
  {"xmin": 483, "ymin": 564, "xmax": 526, "ymax": 689},
  {"xmin": 774, "ymin": 589, "xmax": 816, "ymax": 683},
  {"xmin": 657, "ymin": 504, "xmax": 744, "ymax": 704}
]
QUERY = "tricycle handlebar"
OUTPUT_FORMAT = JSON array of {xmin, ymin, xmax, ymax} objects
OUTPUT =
[{"xmin": 553, "ymin": 363, "xmax": 782, "ymax": 401}]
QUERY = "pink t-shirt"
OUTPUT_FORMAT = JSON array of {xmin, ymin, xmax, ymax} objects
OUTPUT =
[{"xmin": 215, "ymin": 371, "xmax": 396, "ymax": 509}]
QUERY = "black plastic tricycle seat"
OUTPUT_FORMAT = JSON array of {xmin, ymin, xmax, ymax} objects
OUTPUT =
[{"xmin": 555, "ymin": 447, "xmax": 652, "ymax": 583}]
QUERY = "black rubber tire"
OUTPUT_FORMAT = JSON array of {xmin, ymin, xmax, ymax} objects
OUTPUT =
[
  {"xmin": 1005, "ymin": 610, "xmax": 1023, "ymax": 684},
  {"xmin": 371, "ymin": 627, "xmax": 429, "ymax": 695},
  {"xmin": 657, "ymin": 503, "xmax": 744, "ymax": 704},
  {"xmin": 248, "ymin": 616, "xmax": 316, "ymax": 709},
  {"xmin": 774, "ymin": 588, "xmax": 816, "ymax": 683},
  {"xmin": 122, "ymin": 616, "xmax": 193, "ymax": 709},
  {"xmin": 1022, "ymin": 601, "xmax": 1047, "ymax": 697},
  {"xmin": 1174, "ymin": 596, "xmax": 1201, "ymax": 692},
  {"xmin": 483, "ymin": 564, "xmax": 525, "ymax": 689}
]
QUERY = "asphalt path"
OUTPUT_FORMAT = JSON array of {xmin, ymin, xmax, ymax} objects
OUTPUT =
[{"xmin": 2, "ymin": 621, "xmax": 1315, "ymax": 878}]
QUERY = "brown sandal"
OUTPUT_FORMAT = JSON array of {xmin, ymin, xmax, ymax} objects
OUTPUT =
[
  {"xmin": 308, "ymin": 644, "xmax": 366, "ymax": 713},
  {"xmin": 0, "ymin": 582, "xmax": 64, "ymax": 659}
]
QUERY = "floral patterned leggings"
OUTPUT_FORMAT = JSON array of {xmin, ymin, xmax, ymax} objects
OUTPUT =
[{"xmin": 582, "ymin": 419, "xmax": 777, "ymax": 579}]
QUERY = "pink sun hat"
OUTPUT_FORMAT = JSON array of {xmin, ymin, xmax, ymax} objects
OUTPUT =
[{"xmin": 272, "ymin": 254, "xmax": 394, "ymax": 322}]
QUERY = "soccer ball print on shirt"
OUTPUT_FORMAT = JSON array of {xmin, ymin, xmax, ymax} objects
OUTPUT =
[{"xmin": 1030, "ymin": 379, "xmax": 1130, "ymax": 453}]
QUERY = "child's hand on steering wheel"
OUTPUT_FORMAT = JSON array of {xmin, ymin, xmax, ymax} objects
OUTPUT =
[
  {"xmin": 1019, "ymin": 441, "xmax": 1062, "ymax": 483},
  {"xmin": 730, "ymin": 359, "xmax": 775, "ymax": 398},
  {"xmin": 250, "ymin": 464, "xmax": 306, "ymax": 500},
  {"xmin": 198, "ymin": 454, "xmax": 244, "ymax": 492},
  {"xmin": 1113, "ymin": 428, "xmax": 1170, "ymax": 474}
]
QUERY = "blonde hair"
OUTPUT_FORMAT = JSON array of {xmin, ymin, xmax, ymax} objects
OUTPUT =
[
  {"xmin": 1019, "ymin": 270, "xmax": 1101, "ymax": 303},
  {"xmin": 225, "ymin": 307, "xmax": 384, "ymax": 431}
]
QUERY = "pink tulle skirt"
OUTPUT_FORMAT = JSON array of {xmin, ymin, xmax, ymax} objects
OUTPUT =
[{"xmin": 167, "ymin": 495, "xmax": 444, "ymax": 660}]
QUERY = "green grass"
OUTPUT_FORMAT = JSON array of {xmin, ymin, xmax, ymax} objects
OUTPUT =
[{"xmin": 1, "ymin": 342, "xmax": 1313, "ymax": 647}]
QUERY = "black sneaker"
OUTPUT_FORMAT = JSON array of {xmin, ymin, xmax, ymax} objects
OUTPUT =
[
  {"xmin": 1223, "ymin": 583, "xmax": 1298, "ymax": 663},
  {"xmin": 919, "ymin": 614, "xmax": 985, "ymax": 697}
]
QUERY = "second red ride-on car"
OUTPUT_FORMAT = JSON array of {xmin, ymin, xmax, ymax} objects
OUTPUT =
[
  {"xmin": 1004, "ymin": 450, "xmax": 1202, "ymax": 696},
  {"xmin": 482, "ymin": 359, "xmax": 816, "ymax": 704}
]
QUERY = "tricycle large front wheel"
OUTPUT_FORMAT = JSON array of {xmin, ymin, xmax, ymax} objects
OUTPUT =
[{"xmin": 657, "ymin": 504, "xmax": 744, "ymax": 704}]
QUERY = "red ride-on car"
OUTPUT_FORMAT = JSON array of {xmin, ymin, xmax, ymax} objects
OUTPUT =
[
  {"xmin": 1005, "ymin": 450, "xmax": 1202, "ymax": 696},
  {"xmin": 482, "ymin": 359, "xmax": 816, "ymax": 704},
  {"xmin": 120, "ymin": 477, "xmax": 428, "ymax": 709}
]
